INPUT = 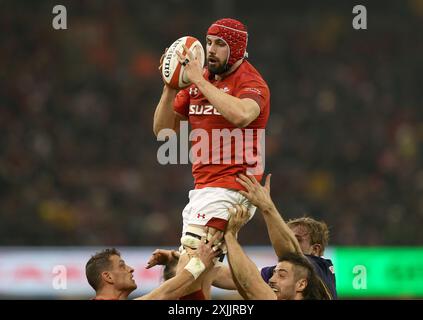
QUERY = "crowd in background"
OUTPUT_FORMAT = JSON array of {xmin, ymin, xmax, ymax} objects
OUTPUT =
[{"xmin": 1, "ymin": 0, "xmax": 422, "ymax": 246}]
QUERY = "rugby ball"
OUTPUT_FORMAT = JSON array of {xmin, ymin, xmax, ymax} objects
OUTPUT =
[{"xmin": 162, "ymin": 36, "xmax": 205, "ymax": 90}]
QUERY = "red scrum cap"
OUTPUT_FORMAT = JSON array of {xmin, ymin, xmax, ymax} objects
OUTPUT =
[{"xmin": 207, "ymin": 18, "xmax": 248, "ymax": 67}]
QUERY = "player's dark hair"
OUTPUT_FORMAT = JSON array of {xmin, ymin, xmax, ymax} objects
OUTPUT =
[
  {"xmin": 278, "ymin": 252, "xmax": 332, "ymax": 300},
  {"xmin": 86, "ymin": 248, "xmax": 121, "ymax": 291}
]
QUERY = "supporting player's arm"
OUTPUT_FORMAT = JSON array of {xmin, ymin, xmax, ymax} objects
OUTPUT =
[
  {"xmin": 145, "ymin": 248, "xmax": 179, "ymax": 281},
  {"xmin": 212, "ymin": 265, "xmax": 237, "ymax": 290},
  {"xmin": 237, "ymin": 174, "xmax": 303, "ymax": 259},
  {"xmin": 136, "ymin": 232, "xmax": 223, "ymax": 300},
  {"xmin": 145, "ymin": 249, "xmax": 179, "ymax": 269},
  {"xmin": 136, "ymin": 267, "xmax": 198, "ymax": 300},
  {"xmin": 177, "ymin": 45, "xmax": 260, "ymax": 128},
  {"xmin": 148, "ymin": 247, "xmax": 239, "ymax": 290},
  {"xmin": 224, "ymin": 206, "xmax": 276, "ymax": 300}
]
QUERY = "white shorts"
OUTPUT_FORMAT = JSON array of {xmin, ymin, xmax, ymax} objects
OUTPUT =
[{"xmin": 181, "ymin": 187, "xmax": 257, "ymax": 236}]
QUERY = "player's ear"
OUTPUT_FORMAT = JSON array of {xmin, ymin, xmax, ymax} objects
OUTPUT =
[
  {"xmin": 101, "ymin": 271, "xmax": 113, "ymax": 285},
  {"xmin": 311, "ymin": 244, "xmax": 322, "ymax": 256},
  {"xmin": 296, "ymin": 278, "xmax": 308, "ymax": 293}
]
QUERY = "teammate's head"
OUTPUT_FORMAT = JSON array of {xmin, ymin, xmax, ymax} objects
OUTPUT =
[
  {"xmin": 206, "ymin": 18, "xmax": 248, "ymax": 74},
  {"xmin": 287, "ymin": 217, "xmax": 329, "ymax": 256},
  {"xmin": 268, "ymin": 252, "xmax": 330, "ymax": 300},
  {"xmin": 86, "ymin": 248, "xmax": 137, "ymax": 295}
]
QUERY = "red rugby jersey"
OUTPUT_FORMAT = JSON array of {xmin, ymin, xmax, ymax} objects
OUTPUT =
[{"xmin": 173, "ymin": 60, "xmax": 270, "ymax": 190}]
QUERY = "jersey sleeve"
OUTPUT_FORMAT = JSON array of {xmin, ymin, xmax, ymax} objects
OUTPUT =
[
  {"xmin": 234, "ymin": 75, "xmax": 269, "ymax": 112},
  {"xmin": 173, "ymin": 89, "xmax": 190, "ymax": 117}
]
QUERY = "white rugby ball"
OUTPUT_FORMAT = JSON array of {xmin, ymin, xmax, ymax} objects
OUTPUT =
[{"xmin": 162, "ymin": 36, "xmax": 205, "ymax": 90}]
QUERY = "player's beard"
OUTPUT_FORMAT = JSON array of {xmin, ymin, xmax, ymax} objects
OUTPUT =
[{"xmin": 207, "ymin": 56, "xmax": 229, "ymax": 75}]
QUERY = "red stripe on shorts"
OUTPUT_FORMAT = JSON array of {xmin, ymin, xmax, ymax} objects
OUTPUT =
[{"xmin": 205, "ymin": 217, "xmax": 228, "ymax": 231}]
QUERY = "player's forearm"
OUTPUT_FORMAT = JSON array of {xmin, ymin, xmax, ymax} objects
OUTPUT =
[
  {"xmin": 153, "ymin": 86, "xmax": 179, "ymax": 136},
  {"xmin": 261, "ymin": 203, "xmax": 302, "ymax": 258},
  {"xmin": 212, "ymin": 265, "xmax": 237, "ymax": 290},
  {"xmin": 224, "ymin": 232, "xmax": 272, "ymax": 300},
  {"xmin": 195, "ymin": 78, "xmax": 254, "ymax": 128},
  {"xmin": 158, "ymin": 270, "xmax": 196, "ymax": 299},
  {"xmin": 137, "ymin": 270, "xmax": 194, "ymax": 300}
]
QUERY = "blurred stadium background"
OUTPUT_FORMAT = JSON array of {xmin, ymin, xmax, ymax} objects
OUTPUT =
[{"xmin": 0, "ymin": 0, "xmax": 422, "ymax": 299}]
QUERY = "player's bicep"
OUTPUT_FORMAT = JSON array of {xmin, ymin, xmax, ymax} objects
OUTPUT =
[
  {"xmin": 245, "ymin": 278, "xmax": 277, "ymax": 300},
  {"xmin": 212, "ymin": 265, "xmax": 237, "ymax": 290}
]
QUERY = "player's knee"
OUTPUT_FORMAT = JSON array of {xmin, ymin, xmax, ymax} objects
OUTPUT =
[
  {"xmin": 180, "ymin": 224, "xmax": 227, "ymax": 258},
  {"xmin": 180, "ymin": 224, "xmax": 221, "ymax": 249},
  {"xmin": 180, "ymin": 225, "xmax": 205, "ymax": 249}
]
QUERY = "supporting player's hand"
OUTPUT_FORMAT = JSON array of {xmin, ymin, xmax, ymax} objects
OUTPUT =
[
  {"xmin": 176, "ymin": 44, "xmax": 204, "ymax": 85},
  {"xmin": 226, "ymin": 204, "xmax": 249, "ymax": 237},
  {"xmin": 196, "ymin": 227, "xmax": 223, "ymax": 269},
  {"xmin": 145, "ymin": 249, "xmax": 180, "ymax": 269},
  {"xmin": 236, "ymin": 173, "xmax": 274, "ymax": 212}
]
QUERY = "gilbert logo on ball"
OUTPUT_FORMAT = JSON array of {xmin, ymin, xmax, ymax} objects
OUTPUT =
[{"xmin": 162, "ymin": 36, "xmax": 205, "ymax": 90}]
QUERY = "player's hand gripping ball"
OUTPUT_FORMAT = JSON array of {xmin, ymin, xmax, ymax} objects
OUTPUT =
[{"xmin": 161, "ymin": 36, "xmax": 205, "ymax": 89}]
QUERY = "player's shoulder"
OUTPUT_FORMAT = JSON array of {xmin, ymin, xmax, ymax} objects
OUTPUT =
[
  {"xmin": 238, "ymin": 61, "xmax": 265, "ymax": 78},
  {"xmin": 306, "ymin": 254, "xmax": 334, "ymax": 270},
  {"xmin": 235, "ymin": 61, "xmax": 269, "ymax": 87}
]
